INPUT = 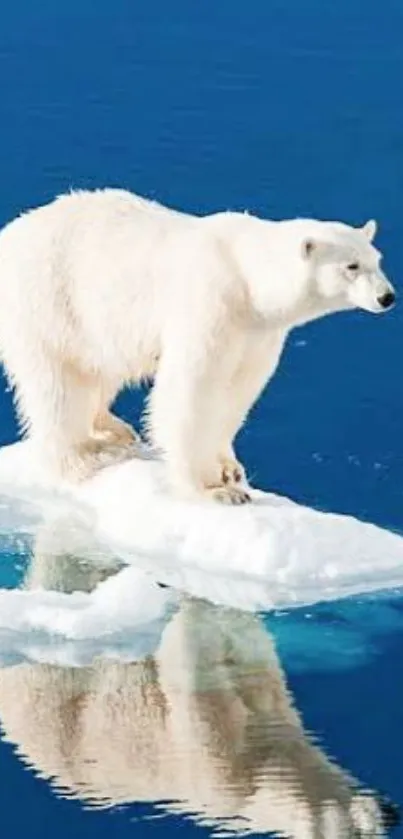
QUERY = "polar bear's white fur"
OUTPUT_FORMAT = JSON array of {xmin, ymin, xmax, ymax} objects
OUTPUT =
[
  {"xmin": 0, "ymin": 190, "xmax": 395, "ymax": 503},
  {"xmin": 0, "ymin": 537, "xmax": 397, "ymax": 838}
]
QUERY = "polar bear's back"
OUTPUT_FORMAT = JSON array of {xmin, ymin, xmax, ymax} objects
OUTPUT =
[
  {"xmin": 0, "ymin": 189, "xmax": 196, "ymax": 374},
  {"xmin": 0, "ymin": 188, "xmax": 189, "ymax": 284}
]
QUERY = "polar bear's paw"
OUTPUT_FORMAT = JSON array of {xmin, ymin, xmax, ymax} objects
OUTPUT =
[
  {"xmin": 93, "ymin": 413, "xmax": 141, "ymax": 448},
  {"xmin": 84, "ymin": 438, "xmax": 137, "ymax": 467},
  {"xmin": 206, "ymin": 485, "xmax": 251, "ymax": 505},
  {"xmin": 55, "ymin": 438, "xmax": 139, "ymax": 484},
  {"xmin": 219, "ymin": 455, "xmax": 247, "ymax": 487}
]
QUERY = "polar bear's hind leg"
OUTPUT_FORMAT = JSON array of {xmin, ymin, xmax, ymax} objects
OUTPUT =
[{"xmin": 8, "ymin": 354, "xmax": 132, "ymax": 482}]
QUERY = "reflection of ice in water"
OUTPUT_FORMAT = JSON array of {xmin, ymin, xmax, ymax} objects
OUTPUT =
[
  {"xmin": 0, "ymin": 518, "xmax": 399, "ymax": 837},
  {"xmin": 0, "ymin": 510, "xmax": 178, "ymax": 667},
  {"xmin": 0, "ymin": 565, "xmax": 176, "ymax": 668}
]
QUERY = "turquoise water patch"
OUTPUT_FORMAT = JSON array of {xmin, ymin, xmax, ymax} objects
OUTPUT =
[{"xmin": 267, "ymin": 591, "xmax": 403, "ymax": 672}]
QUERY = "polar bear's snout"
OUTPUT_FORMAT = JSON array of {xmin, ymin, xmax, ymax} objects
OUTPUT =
[
  {"xmin": 346, "ymin": 269, "xmax": 396, "ymax": 314},
  {"xmin": 377, "ymin": 288, "xmax": 396, "ymax": 311},
  {"xmin": 366, "ymin": 272, "xmax": 396, "ymax": 314}
]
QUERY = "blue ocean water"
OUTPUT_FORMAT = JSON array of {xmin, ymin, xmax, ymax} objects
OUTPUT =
[{"xmin": 0, "ymin": 0, "xmax": 402, "ymax": 836}]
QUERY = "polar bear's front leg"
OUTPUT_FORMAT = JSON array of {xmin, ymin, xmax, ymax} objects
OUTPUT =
[
  {"xmin": 147, "ymin": 349, "xmax": 251, "ymax": 505},
  {"xmin": 216, "ymin": 330, "xmax": 286, "ymax": 490}
]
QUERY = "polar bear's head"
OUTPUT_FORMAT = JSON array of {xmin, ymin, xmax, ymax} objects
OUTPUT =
[{"xmin": 302, "ymin": 219, "xmax": 395, "ymax": 315}]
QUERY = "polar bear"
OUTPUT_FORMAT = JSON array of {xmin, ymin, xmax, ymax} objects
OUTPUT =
[
  {"xmin": 0, "ymin": 534, "xmax": 399, "ymax": 838},
  {"xmin": 0, "ymin": 189, "xmax": 395, "ymax": 503}
]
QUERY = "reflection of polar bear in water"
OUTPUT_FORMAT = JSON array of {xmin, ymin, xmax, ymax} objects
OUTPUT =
[
  {"xmin": 0, "ymin": 535, "xmax": 399, "ymax": 838},
  {"xmin": 0, "ymin": 189, "xmax": 396, "ymax": 504}
]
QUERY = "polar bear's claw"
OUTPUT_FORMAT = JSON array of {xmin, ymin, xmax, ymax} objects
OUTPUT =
[{"xmin": 208, "ymin": 486, "xmax": 251, "ymax": 505}]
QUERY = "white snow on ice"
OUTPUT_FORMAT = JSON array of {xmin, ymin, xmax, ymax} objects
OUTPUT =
[{"xmin": 0, "ymin": 440, "xmax": 401, "ymax": 669}]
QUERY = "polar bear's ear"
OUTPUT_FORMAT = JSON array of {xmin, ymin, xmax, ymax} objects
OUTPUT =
[
  {"xmin": 301, "ymin": 238, "xmax": 318, "ymax": 260},
  {"xmin": 361, "ymin": 219, "xmax": 377, "ymax": 241}
]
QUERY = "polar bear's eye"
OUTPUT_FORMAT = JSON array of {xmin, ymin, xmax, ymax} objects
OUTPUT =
[{"xmin": 346, "ymin": 262, "xmax": 360, "ymax": 273}]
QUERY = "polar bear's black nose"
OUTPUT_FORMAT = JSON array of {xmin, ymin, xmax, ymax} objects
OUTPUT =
[
  {"xmin": 377, "ymin": 290, "xmax": 396, "ymax": 310},
  {"xmin": 377, "ymin": 795, "xmax": 401, "ymax": 829}
]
